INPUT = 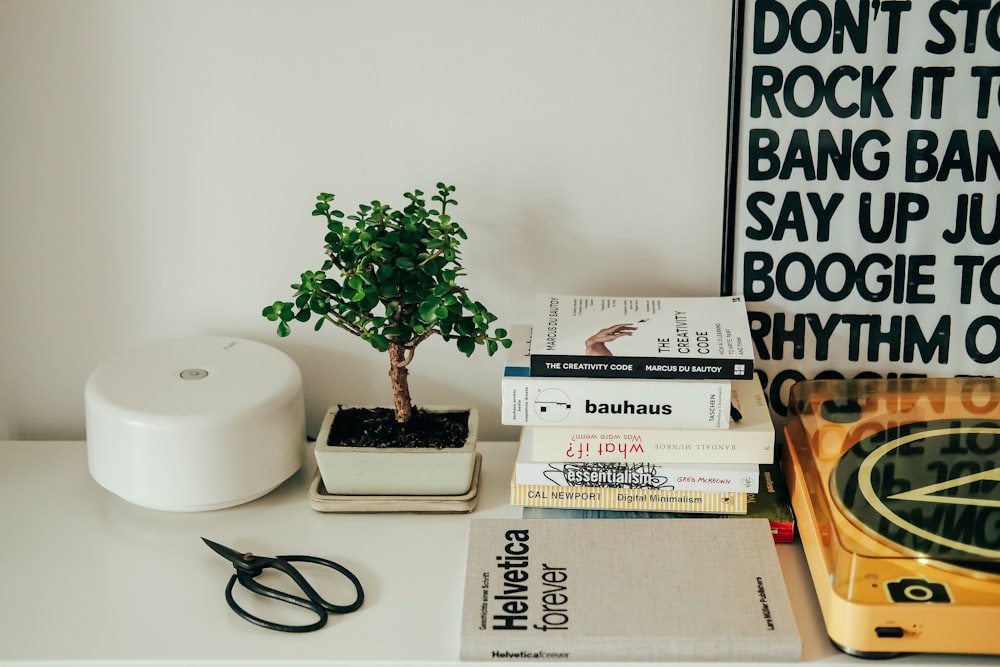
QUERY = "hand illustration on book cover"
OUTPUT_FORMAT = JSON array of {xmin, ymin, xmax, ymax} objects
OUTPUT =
[
  {"xmin": 584, "ymin": 323, "xmax": 639, "ymax": 356},
  {"xmin": 530, "ymin": 295, "xmax": 754, "ymax": 380}
]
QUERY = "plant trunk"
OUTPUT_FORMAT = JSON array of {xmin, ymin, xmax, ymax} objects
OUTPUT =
[{"xmin": 388, "ymin": 343, "xmax": 413, "ymax": 423}]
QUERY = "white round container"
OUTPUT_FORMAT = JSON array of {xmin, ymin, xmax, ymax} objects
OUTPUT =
[{"xmin": 85, "ymin": 336, "xmax": 305, "ymax": 511}]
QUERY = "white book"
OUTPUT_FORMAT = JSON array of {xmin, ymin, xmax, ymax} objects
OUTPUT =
[
  {"xmin": 525, "ymin": 374, "xmax": 776, "ymax": 464},
  {"xmin": 514, "ymin": 427, "xmax": 760, "ymax": 493},
  {"xmin": 502, "ymin": 326, "xmax": 730, "ymax": 429},
  {"xmin": 460, "ymin": 518, "xmax": 802, "ymax": 662},
  {"xmin": 528, "ymin": 293, "xmax": 754, "ymax": 380}
]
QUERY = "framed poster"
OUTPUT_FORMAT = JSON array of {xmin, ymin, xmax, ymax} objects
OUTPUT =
[{"xmin": 723, "ymin": 0, "xmax": 1000, "ymax": 419}]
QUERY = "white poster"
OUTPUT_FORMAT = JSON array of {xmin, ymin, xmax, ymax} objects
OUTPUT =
[{"xmin": 723, "ymin": 0, "xmax": 1000, "ymax": 419}]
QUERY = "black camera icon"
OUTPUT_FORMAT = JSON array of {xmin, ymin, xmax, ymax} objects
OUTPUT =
[{"xmin": 886, "ymin": 577, "xmax": 952, "ymax": 604}]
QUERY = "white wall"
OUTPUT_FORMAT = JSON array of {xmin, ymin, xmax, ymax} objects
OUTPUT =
[{"xmin": 0, "ymin": 0, "xmax": 734, "ymax": 443}]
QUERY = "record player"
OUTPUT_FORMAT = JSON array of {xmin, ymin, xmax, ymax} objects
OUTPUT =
[{"xmin": 783, "ymin": 377, "xmax": 1000, "ymax": 658}]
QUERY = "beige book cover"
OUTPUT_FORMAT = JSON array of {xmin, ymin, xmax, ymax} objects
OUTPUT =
[{"xmin": 460, "ymin": 518, "xmax": 801, "ymax": 662}]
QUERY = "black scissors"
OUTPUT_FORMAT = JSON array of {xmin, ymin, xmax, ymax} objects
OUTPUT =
[{"xmin": 202, "ymin": 538, "xmax": 364, "ymax": 633}]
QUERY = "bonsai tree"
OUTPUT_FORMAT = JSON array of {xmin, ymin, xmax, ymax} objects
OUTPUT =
[{"xmin": 262, "ymin": 182, "xmax": 510, "ymax": 425}]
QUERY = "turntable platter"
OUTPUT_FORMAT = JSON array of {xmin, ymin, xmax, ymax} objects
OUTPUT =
[{"xmin": 829, "ymin": 418, "xmax": 1000, "ymax": 578}]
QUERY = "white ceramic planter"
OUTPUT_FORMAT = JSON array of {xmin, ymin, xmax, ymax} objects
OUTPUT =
[{"xmin": 314, "ymin": 405, "xmax": 478, "ymax": 496}]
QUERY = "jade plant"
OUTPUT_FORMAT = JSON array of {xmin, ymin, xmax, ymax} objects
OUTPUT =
[{"xmin": 263, "ymin": 182, "xmax": 510, "ymax": 426}]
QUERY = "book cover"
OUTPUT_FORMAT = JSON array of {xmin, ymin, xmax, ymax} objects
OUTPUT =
[
  {"xmin": 459, "ymin": 518, "xmax": 802, "ymax": 662},
  {"xmin": 502, "ymin": 326, "xmax": 730, "ymax": 429},
  {"xmin": 528, "ymin": 293, "xmax": 754, "ymax": 380},
  {"xmin": 514, "ymin": 427, "xmax": 760, "ymax": 493},
  {"xmin": 520, "ymin": 460, "xmax": 797, "ymax": 543},
  {"xmin": 522, "ymin": 375, "xmax": 776, "ymax": 464},
  {"xmin": 510, "ymin": 468, "xmax": 749, "ymax": 514}
]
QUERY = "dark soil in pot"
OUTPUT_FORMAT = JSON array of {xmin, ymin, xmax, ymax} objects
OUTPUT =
[{"xmin": 326, "ymin": 407, "xmax": 471, "ymax": 449}]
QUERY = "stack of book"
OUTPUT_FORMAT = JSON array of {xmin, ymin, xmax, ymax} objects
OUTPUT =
[{"xmin": 501, "ymin": 294, "xmax": 794, "ymax": 540}]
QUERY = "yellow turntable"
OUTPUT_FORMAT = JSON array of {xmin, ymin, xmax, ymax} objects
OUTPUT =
[{"xmin": 784, "ymin": 377, "xmax": 1000, "ymax": 658}]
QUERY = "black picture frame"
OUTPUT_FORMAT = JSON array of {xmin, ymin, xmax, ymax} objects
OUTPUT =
[{"xmin": 722, "ymin": 0, "xmax": 999, "ymax": 418}]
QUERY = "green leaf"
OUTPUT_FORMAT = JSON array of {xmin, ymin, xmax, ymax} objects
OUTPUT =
[
  {"xmin": 369, "ymin": 334, "xmax": 390, "ymax": 352},
  {"xmin": 262, "ymin": 303, "xmax": 280, "ymax": 321},
  {"xmin": 456, "ymin": 336, "xmax": 475, "ymax": 356},
  {"xmin": 310, "ymin": 297, "xmax": 330, "ymax": 315},
  {"xmin": 418, "ymin": 299, "xmax": 439, "ymax": 323}
]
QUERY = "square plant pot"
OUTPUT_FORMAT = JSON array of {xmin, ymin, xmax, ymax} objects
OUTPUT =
[{"xmin": 314, "ymin": 405, "xmax": 478, "ymax": 496}]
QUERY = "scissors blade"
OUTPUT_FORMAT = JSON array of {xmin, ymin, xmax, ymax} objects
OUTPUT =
[{"xmin": 202, "ymin": 537, "xmax": 249, "ymax": 564}]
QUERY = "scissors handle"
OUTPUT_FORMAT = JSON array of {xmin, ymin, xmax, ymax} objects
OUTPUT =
[
  {"xmin": 225, "ymin": 554, "xmax": 364, "ymax": 633},
  {"xmin": 274, "ymin": 554, "xmax": 365, "ymax": 614},
  {"xmin": 226, "ymin": 570, "xmax": 327, "ymax": 633}
]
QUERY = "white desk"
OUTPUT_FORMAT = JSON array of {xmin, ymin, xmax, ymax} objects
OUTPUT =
[{"xmin": 0, "ymin": 441, "xmax": 995, "ymax": 666}]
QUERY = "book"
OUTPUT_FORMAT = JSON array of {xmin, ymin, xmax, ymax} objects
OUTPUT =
[
  {"xmin": 528, "ymin": 293, "xmax": 754, "ymax": 380},
  {"xmin": 522, "ymin": 376, "xmax": 776, "ymax": 464},
  {"xmin": 459, "ymin": 518, "xmax": 802, "ymax": 662},
  {"xmin": 514, "ymin": 427, "xmax": 760, "ymax": 493},
  {"xmin": 502, "ymin": 326, "xmax": 730, "ymax": 429},
  {"xmin": 520, "ymin": 460, "xmax": 797, "ymax": 543},
  {"xmin": 510, "ymin": 468, "xmax": 749, "ymax": 514}
]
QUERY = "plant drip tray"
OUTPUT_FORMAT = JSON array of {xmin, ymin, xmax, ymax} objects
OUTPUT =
[{"xmin": 308, "ymin": 453, "xmax": 481, "ymax": 513}]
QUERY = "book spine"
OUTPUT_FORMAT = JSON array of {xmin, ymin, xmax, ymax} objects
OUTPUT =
[
  {"xmin": 528, "ymin": 429, "xmax": 775, "ymax": 464},
  {"xmin": 510, "ymin": 482, "xmax": 748, "ymax": 514},
  {"xmin": 518, "ymin": 508, "xmax": 796, "ymax": 544},
  {"xmin": 514, "ymin": 460, "xmax": 760, "ymax": 493},
  {"xmin": 753, "ymin": 463, "xmax": 797, "ymax": 542},
  {"xmin": 529, "ymin": 354, "xmax": 753, "ymax": 380},
  {"xmin": 501, "ymin": 377, "xmax": 730, "ymax": 429},
  {"xmin": 459, "ymin": 639, "xmax": 800, "ymax": 663},
  {"xmin": 769, "ymin": 520, "xmax": 795, "ymax": 543}
]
